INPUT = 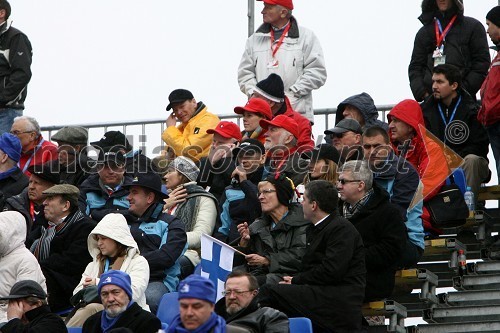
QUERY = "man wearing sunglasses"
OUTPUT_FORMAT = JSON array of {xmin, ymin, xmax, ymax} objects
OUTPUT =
[
  {"xmin": 78, "ymin": 147, "xmax": 133, "ymax": 222},
  {"xmin": 324, "ymin": 118, "xmax": 363, "ymax": 163}
]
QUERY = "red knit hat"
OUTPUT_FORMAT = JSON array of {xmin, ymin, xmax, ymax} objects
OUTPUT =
[
  {"xmin": 260, "ymin": 115, "xmax": 299, "ymax": 139},
  {"xmin": 258, "ymin": 0, "xmax": 293, "ymax": 10},
  {"xmin": 234, "ymin": 98, "xmax": 273, "ymax": 120}
]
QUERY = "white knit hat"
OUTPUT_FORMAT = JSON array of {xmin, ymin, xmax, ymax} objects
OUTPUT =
[{"xmin": 169, "ymin": 156, "xmax": 200, "ymax": 182}]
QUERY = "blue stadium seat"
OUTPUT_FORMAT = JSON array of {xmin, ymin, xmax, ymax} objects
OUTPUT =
[
  {"xmin": 157, "ymin": 291, "xmax": 180, "ymax": 326},
  {"xmin": 67, "ymin": 327, "xmax": 83, "ymax": 333},
  {"xmin": 289, "ymin": 317, "xmax": 313, "ymax": 333}
]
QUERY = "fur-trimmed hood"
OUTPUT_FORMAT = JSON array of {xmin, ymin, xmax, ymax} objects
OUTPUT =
[{"xmin": 419, "ymin": 0, "xmax": 464, "ymax": 25}]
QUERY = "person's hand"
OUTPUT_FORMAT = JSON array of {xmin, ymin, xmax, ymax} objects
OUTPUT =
[
  {"xmin": 208, "ymin": 144, "xmax": 234, "ymax": 164},
  {"xmin": 279, "ymin": 276, "xmax": 293, "ymax": 284},
  {"xmin": 163, "ymin": 186, "xmax": 188, "ymax": 210},
  {"xmin": 7, "ymin": 300, "xmax": 24, "ymax": 320},
  {"xmin": 237, "ymin": 222, "xmax": 250, "ymax": 247},
  {"xmin": 83, "ymin": 277, "xmax": 96, "ymax": 287},
  {"xmin": 245, "ymin": 254, "xmax": 270, "ymax": 266},
  {"xmin": 232, "ymin": 166, "xmax": 247, "ymax": 182},
  {"xmin": 166, "ymin": 113, "xmax": 177, "ymax": 127}
]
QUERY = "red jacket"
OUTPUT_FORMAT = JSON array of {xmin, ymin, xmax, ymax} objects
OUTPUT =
[
  {"xmin": 19, "ymin": 136, "xmax": 58, "ymax": 176},
  {"xmin": 478, "ymin": 50, "xmax": 500, "ymax": 126},
  {"xmin": 280, "ymin": 97, "xmax": 314, "ymax": 151}
]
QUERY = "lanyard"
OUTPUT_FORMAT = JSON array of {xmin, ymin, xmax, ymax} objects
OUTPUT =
[
  {"xmin": 19, "ymin": 138, "xmax": 45, "ymax": 173},
  {"xmin": 270, "ymin": 23, "xmax": 291, "ymax": 59},
  {"xmin": 438, "ymin": 95, "xmax": 462, "ymax": 143},
  {"xmin": 434, "ymin": 15, "xmax": 457, "ymax": 48}
]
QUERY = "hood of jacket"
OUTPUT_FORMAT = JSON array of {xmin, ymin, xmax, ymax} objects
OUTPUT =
[
  {"xmin": 388, "ymin": 99, "xmax": 425, "ymax": 139},
  {"xmin": 87, "ymin": 213, "xmax": 139, "ymax": 258},
  {"xmin": 335, "ymin": 92, "xmax": 380, "ymax": 127},
  {"xmin": 419, "ymin": 0, "xmax": 464, "ymax": 25},
  {"xmin": 0, "ymin": 211, "xmax": 27, "ymax": 257}
]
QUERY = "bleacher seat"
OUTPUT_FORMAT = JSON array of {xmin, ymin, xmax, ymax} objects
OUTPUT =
[
  {"xmin": 67, "ymin": 327, "xmax": 82, "ymax": 333},
  {"xmin": 157, "ymin": 291, "xmax": 180, "ymax": 326},
  {"xmin": 289, "ymin": 317, "xmax": 313, "ymax": 333}
]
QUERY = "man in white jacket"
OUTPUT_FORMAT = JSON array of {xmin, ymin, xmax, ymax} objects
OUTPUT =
[
  {"xmin": 0, "ymin": 211, "xmax": 46, "ymax": 323},
  {"xmin": 237, "ymin": 0, "xmax": 327, "ymax": 122}
]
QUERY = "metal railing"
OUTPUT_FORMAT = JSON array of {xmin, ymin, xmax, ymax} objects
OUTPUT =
[{"xmin": 41, "ymin": 105, "xmax": 395, "ymax": 146}]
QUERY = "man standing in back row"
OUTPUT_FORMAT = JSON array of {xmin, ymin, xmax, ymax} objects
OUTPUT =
[
  {"xmin": 0, "ymin": 0, "xmax": 32, "ymax": 135},
  {"xmin": 238, "ymin": 0, "xmax": 327, "ymax": 123}
]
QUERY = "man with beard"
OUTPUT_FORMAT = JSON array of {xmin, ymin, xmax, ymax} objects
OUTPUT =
[
  {"xmin": 216, "ymin": 271, "xmax": 288, "ymax": 333},
  {"xmin": 82, "ymin": 270, "xmax": 161, "ymax": 333}
]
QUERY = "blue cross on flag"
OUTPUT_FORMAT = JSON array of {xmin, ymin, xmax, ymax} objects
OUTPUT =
[{"xmin": 200, "ymin": 234, "xmax": 236, "ymax": 302}]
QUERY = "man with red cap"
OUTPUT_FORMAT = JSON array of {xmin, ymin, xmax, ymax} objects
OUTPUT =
[
  {"xmin": 238, "ymin": 0, "xmax": 327, "ymax": 123},
  {"xmin": 197, "ymin": 121, "xmax": 242, "ymax": 203},
  {"xmin": 260, "ymin": 115, "xmax": 308, "ymax": 186}
]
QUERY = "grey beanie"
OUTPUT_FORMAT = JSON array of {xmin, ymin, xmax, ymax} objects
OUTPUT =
[{"xmin": 169, "ymin": 156, "xmax": 200, "ymax": 182}]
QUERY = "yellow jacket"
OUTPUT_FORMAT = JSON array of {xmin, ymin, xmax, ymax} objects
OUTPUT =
[{"xmin": 162, "ymin": 105, "xmax": 220, "ymax": 162}]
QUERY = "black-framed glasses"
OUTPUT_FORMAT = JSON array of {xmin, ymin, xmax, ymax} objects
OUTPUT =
[
  {"xmin": 258, "ymin": 189, "xmax": 277, "ymax": 196},
  {"xmin": 221, "ymin": 290, "xmax": 254, "ymax": 297},
  {"xmin": 336, "ymin": 179, "xmax": 362, "ymax": 185}
]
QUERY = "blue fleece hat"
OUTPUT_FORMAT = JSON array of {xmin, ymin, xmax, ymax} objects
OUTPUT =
[
  {"xmin": 0, "ymin": 133, "xmax": 21, "ymax": 162},
  {"xmin": 98, "ymin": 270, "xmax": 133, "ymax": 301},
  {"xmin": 178, "ymin": 275, "xmax": 216, "ymax": 304}
]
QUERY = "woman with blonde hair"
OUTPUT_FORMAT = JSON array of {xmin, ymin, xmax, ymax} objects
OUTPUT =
[{"xmin": 66, "ymin": 213, "xmax": 149, "ymax": 327}]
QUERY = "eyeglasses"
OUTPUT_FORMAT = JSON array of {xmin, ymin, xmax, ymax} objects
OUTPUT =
[
  {"xmin": 258, "ymin": 189, "xmax": 277, "ymax": 196},
  {"xmin": 10, "ymin": 130, "xmax": 33, "ymax": 136},
  {"xmin": 331, "ymin": 132, "xmax": 346, "ymax": 139},
  {"xmin": 221, "ymin": 290, "xmax": 254, "ymax": 297},
  {"xmin": 336, "ymin": 179, "xmax": 362, "ymax": 185}
]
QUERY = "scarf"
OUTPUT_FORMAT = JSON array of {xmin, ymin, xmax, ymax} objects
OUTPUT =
[
  {"xmin": 167, "ymin": 312, "xmax": 226, "ymax": 333},
  {"xmin": 242, "ymin": 127, "xmax": 263, "ymax": 141},
  {"xmin": 343, "ymin": 189, "xmax": 374, "ymax": 219},
  {"xmin": 30, "ymin": 210, "xmax": 85, "ymax": 261},
  {"xmin": 174, "ymin": 184, "xmax": 218, "ymax": 233},
  {"xmin": 100, "ymin": 301, "xmax": 135, "ymax": 333}
]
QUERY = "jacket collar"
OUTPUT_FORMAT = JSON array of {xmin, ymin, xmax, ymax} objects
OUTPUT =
[{"xmin": 255, "ymin": 16, "xmax": 299, "ymax": 38}]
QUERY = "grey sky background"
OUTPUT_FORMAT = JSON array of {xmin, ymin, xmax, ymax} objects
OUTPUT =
[{"xmin": 11, "ymin": 0, "xmax": 499, "ymax": 189}]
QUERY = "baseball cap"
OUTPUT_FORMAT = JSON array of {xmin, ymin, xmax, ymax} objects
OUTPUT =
[
  {"xmin": 234, "ymin": 98, "xmax": 272, "ymax": 120},
  {"xmin": 91, "ymin": 131, "xmax": 132, "ymax": 151},
  {"xmin": 97, "ymin": 147, "xmax": 126, "ymax": 165},
  {"xmin": 324, "ymin": 118, "xmax": 362, "ymax": 135},
  {"xmin": 166, "ymin": 89, "xmax": 194, "ymax": 111},
  {"xmin": 257, "ymin": 0, "xmax": 294, "ymax": 10},
  {"xmin": 0, "ymin": 280, "xmax": 47, "ymax": 300},
  {"xmin": 260, "ymin": 115, "xmax": 299, "ymax": 139},
  {"xmin": 232, "ymin": 138, "xmax": 265, "ymax": 157},
  {"xmin": 206, "ymin": 121, "xmax": 242, "ymax": 141},
  {"xmin": 123, "ymin": 172, "xmax": 169, "ymax": 199}
]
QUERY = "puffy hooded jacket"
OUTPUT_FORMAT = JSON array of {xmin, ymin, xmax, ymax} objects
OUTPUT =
[
  {"xmin": 408, "ymin": 0, "xmax": 490, "ymax": 101},
  {"xmin": 0, "ymin": 211, "xmax": 46, "ymax": 322},
  {"xmin": 478, "ymin": 47, "xmax": 500, "ymax": 127},
  {"xmin": 74, "ymin": 213, "xmax": 150, "ymax": 310},
  {"xmin": 388, "ymin": 99, "xmax": 449, "ymax": 200},
  {"xmin": 335, "ymin": 92, "xmax": 388, "ymax": 130}
]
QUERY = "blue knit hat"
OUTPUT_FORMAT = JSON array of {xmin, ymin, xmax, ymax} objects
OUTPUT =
[
  {"xmin": 0, "ymin": 133, "xmax": 21, "ymax": 162},
  {"xmin": 98, "ymin": 270, "xmax": 133, "ymax": 301},
  {"xmin": 178, "ymin": 275, "xmax": 216, "ymax": 304}
]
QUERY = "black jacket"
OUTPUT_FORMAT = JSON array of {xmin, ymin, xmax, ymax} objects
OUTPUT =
[
  {"xmin": 258, "ymin": 213, "xmax": 366, "ymax": 332},
  {"xmin": 422, "ymin": 91, "xmax": 489, "ymax": 160},
  {"xmin": 408, "ymin": 0, "xmax": 490, "ymax": 101},
  {"xmin": 0, "ymin": 22, "xmax": 32, "ymax": 109},
  {"xmin": 341, "ymin": 184, "xmax": 406, "ymax": 302},
  {"xmin": 0, "ymin": 305, "xmax": 66, "ymax": 333},
  {"xmin": 35, "ymin": 211, "xmax": 96, "ymax": 311},
  {"xmin": 216, "ymin": 298, "xmax": 289, "ymax": 333},
  {"xmin": 82, "ymin": 302, "xmax": 161, "ymax": 333},
  {"xmin": 197, "ymin": 156, "xmax": 237, "ymax": 203},
  {"xmin": 47, "ymin": 153, "xmax": 96, "ymax": 187},
  {"xmin": 0, "ymin": 167, "xmax": 28, "ymax": 210}
]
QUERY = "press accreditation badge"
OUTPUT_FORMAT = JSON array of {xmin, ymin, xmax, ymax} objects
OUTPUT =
[{"xmin": 434, "ymin": 55, "xmax": 446, "ymax": 66}]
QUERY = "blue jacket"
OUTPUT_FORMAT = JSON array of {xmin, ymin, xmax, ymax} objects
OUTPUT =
[
  {"xmin": 78, "ymin": 174, "xmax": 132, "ymax": 222},
  {"xmin": 129, "ymin": 203, "xmax": 187, "ymax": 291}
]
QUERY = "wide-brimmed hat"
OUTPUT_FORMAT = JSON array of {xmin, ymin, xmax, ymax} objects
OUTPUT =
[{"xmin": 123, "ymin": 172, "xmax": 169, "ymax": 199}]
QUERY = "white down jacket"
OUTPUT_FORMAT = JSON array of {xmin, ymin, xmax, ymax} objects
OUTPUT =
[
  {"xmin": 0, "ymin": 211, "xmax": 46, "ymax": 322},
  {"xmin": 73, "ymin": 213, "xmax": 150, "ymax": 311}
]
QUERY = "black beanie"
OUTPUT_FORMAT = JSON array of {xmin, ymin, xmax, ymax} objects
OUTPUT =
[
  {"xmin": 254, "ymin": 74, "xmax": 285, "ymax": 103},
  {"xmin": 487, "ymin": 6, "xmax": 500, "ymax": 28},
  {"xmin": 265, "ymin": 173, "xmax": 295, "ymax": 206}
]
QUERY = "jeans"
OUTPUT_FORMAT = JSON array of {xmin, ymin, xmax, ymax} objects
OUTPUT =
[
  {"xmin": 486, "ymin": 122, "xmax": 500, "ymax": 182},
  {"xmin": 0, "ymin": 108, "xmax": 22, "ymax": 134},
  {"xmin": 145, "ymin": 281, "xmax": 168, "ymax": 315}
]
